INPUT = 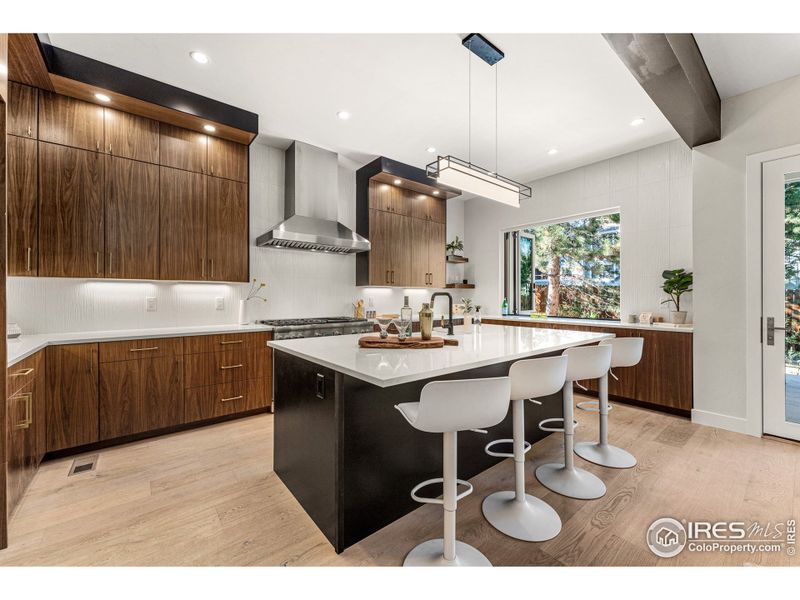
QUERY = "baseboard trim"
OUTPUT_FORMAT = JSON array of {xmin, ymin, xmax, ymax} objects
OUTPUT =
[{"xmin": 691, "ymin": 408, "xmax": 752, "ymax": 435}]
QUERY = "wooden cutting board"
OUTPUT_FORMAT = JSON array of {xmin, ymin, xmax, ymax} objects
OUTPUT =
[{"xmin": 358, "ymin": 335, "xmax": 459, "ymax": 349}]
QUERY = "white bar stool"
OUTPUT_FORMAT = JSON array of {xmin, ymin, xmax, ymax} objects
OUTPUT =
[
  {"xmin": 482, "ymin": 355, "xmax": 567, "ymax": 542},
  {"xmin": 535, "ymin": 345, "xmax": 611, "ymax": 500},
  {"xmin": 395, "ymin": 376, "xmax": 511, "ymax": 567},
  {"xmin": 574, "ymin": 337, "xmax": 643, "ymax": 469}
]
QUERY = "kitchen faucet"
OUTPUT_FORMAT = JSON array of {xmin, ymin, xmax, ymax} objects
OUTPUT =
[{"xmin": 430, "ymin": 292, "xmax": 454, "ymax": 336}]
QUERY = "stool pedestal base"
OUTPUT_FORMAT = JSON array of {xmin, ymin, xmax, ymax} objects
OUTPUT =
[
  {"xmin": 574, "ymin": 441, "xmax": 637, "ymax": 469},
  {"xmin": 482, "ymin": 491, "xmax": 562, "ymax": 542},
  {"xmin": 403, "ymin": 539, "xmax": 491, "ymax": 567},
  {"xmin": 535, "ymin": 463, "xmax": 606, "ymax": 500}
]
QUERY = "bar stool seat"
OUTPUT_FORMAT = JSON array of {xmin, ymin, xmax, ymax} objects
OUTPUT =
[
  {"xmin": 482, "ymin": 355, "xmax": 567, "ymax": 542},
  {"xmin": 395, "ymin": 376, "xmax": 511, "ymax": 567},
  {"xmin": 535, "ymin": 345, "xmax": 610, "ymax": 500},
  {"xmin": 574, "ymin": 337, "xmax": 642, "ymax": 469}
]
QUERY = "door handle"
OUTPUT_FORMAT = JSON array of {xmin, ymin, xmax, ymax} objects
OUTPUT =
[{"xmin": 767, "ymin": 316, "xmax": 786, "ymax": 346}]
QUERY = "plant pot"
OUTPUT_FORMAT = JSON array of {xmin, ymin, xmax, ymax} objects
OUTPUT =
[
  {"xmin": 463, "ymin": 315, "xmax": 473, "ymax": 333},
  {"xmin": 238, "ymin": 300, "xmax": 249, "ymax": 325},
  {"xmin": 670, "ymin": 311, "xmax": 687, "ymax": 324}
]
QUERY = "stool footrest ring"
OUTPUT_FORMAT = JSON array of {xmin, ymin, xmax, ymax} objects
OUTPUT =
[
  {"xmin": 484, "ymin": 438, "xmax": 531, "ymax": 458},
  {"xmin": 576, "ymin": 400, "xmax": 612, "ymax": 413},
  {"xmin": 538, "ymin": 417, "xmax": 579, "ymax": 433},
  {"xmin": 410, "ymin": 477, "xmax": 473, "ymax": 505}
]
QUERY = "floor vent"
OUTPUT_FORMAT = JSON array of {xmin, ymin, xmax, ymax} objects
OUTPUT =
[{"xmin": 68, "ymin": 454, "xmax": 99, "ymax": 477}]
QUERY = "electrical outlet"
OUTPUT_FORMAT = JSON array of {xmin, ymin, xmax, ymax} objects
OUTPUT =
[
  {"xmin": 215, "ymin": 297, "xmax": 224, "ymax": 311},
  {"xmin": 146, "ymin": 297, "xmax": 157, "ymax": 312}
]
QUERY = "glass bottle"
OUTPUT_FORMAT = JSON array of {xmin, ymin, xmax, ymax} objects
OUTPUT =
[
  {"xmin": 419, "ymin": 303, "xmax": 433, "ymax": 340},
  {"xmin": 401, "ymin": 295, "xmax": 413, "ymax": 337},
  {"xmin": 502, "ymin": 297, "xmax": 509, "ymax": 316}
]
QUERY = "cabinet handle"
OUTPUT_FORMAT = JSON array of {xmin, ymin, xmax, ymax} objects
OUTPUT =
[
  {"xmin": 202, "ymin": 259, "xmax": 206, "ymax": 278},
  {"xmin": 130, "ymin": 346, "xmax": 159, "ymax": 352},
  {"xmin": 96, "ymin": 140, "xmax": 100, "ymax": 152},
  {"xmin": 210, "ymin": 259, "xmax": 214, "ymax": 279},
  {"xmin": 96, "ymin": 251, "xmax": 101, "ymax": 274},
  {"xmin": 386, "ymin": 270, "xmax": 390, "ymax": 284},
  {"xmin": 27, "ymin": 125, "xmax": 32, "ymax": 137},
  {"xmin": 220, "ymin": 395, "xmax": 243, "ymax": 403},
  {"xmin": 220, "ymin": 340, "xmax": 243, "ymax": 345},
  {"xmin": 109, "ymin": 252, "xmax": 113, "ymax": 274},
  {"xmin": 26, "ymin": 247, "xmax": 32, "ymax": 272},
  {"xmin": 220, "ymin": 364, "xmax": 243, "ymax": 370},
  {"xmin": 391, "ymin": 270, "xmax": 395, "ymax": 284},
  {"xmin": 108, "ymin": 143, "xmax": 113, "ymax": 155},
  {"xmin": 10, "ymin": 367, "xmax": 34, "ymax": 377},
  {"xmin": 12, "ymin": 393, "xmax": 32, "ymax": 430}
]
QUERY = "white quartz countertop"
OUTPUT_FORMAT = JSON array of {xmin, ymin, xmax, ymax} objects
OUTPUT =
[
  {"xmin": 7, "ymin": 323, "xmax": 274, "ymax": 367},
  {"xmin": 268, "ymin": 325, "xmax": 614, "ymax": 387},
  {"xmin": 483, "ymin": 315, "xmax": 694, "ymax": 333}
]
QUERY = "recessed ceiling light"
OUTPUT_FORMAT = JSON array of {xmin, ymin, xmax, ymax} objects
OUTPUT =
[
  {"xmin": 433, "ymin": 190, "xmax": 440, "ymax": 196},
  {"xmin": 190, "ymin": 51, "xmax": 209, "ymax": 64},
  {"xmin": 630, "ymin": 117, "xmax": 646, "ymax": 127},
  {"xmin": 547, "ymin": 148, "xmax": 559, "ymax": 155},
  {"xmin": 337, "ymin": 110, "xmax": 350, "ymax": 120},
  {"xmin": 393, "ymin": 179, "xmax": 402, "ymax": 185},
  {"xmin": 94, "ymin": 93, "xmax": 111, "ymax": 103},
  {"xmin": 427, "ymin": 147, "xmax": 436, "ymax": 153},
  {"xmin": 203, "ymin": 124, "xmax": 216, "ymax": 132}
]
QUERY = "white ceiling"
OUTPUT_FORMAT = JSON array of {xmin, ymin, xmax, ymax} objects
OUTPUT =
[
  {"xmin": 46, "ymin": 33, "xmax": 677, "ymax": 183},
  {"xmin": 695, "ymin": 33, "xmax": 800, "ymax": 100}
]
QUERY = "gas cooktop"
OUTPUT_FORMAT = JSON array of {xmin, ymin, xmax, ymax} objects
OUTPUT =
[{"xmin": 257, "ymin": 317, "xmax": 366, "ymax": 327}]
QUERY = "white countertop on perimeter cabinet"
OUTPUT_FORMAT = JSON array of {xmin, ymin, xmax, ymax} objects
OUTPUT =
[
  {"xmin": 7, "ymin": 323, "xmax": 274, "ymax": 367},
  {"xmin": 482, "ymin": 315, "xmax": 694, "ymax": 333},
  {"xmin": 268, "ymin": 325, "xmax": 614, "ymax": 387}
]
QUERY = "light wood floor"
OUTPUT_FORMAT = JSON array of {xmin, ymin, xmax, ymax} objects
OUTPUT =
[{"xmin": 1, "ymin": 396, "xmax": 798, "ymax": 566}]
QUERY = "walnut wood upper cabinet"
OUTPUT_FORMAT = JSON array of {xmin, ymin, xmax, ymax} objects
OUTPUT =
[
  {"xmin": 207, "ymin": 137, "xmax": 248, "ymax": 182},
  {"xmin": 39, "ymin": 90, "xmax": 105, "ymax": 152},
  {"xmin": 368, "ymin": 180, "xmax": 411, "ymax": 215},
  {"xmin": 39, "ymin": 142, "xmax": 105, "ymax": 277},
  {"xmin": 207, "ymin": 177, "xmax": 248, "ymax": 282},
  {"xmin": 409, "ymin": 219, "xmax": 445, "ymax": 288},
  {"xmin": 7, "ymin": 135, "xmax": 38, "ymax": 276},
  {"xmin": 159, "ymin": 123, "xmax": 207, "ymax": 174},
  {"xmin": 367, "ymin": 209, "xmax": 411, "ymax": 286},
  {"xmin": 98, "ymin": 338, "xmax": 184, "ymax": 440},
  {"xmin": 45, "ymin": 343, "xmax": 99, "ymax": 452},
  {"xmin": 411, "ymin": 193, "xmax": 446, "ymax": 224},
  {"xmin": 7, "ymin": 82, "xmax": 37, "ymax": 138},
  {"xmin": 427, "ymin": 221, "xmax": 446, "ymax": 288},
  {"xmin": 105, "ymin": 156, "xmax": 159, "ymax": 279},
  {"xmin": 103, "ymin": 108, "xmax": 159, "ymax": 163},
  {"xmin": 159, "ymin": 167, "xmax": 207, "ymax": 280}
]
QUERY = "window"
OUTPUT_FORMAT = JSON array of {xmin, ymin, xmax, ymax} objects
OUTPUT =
[{"xmin": 505, "ymin": 212, "xmax": 620, "ymax": 320}]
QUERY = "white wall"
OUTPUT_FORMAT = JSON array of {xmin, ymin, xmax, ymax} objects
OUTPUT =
[
  {"xmin": 692, "ymin": 73, "xmax": 800, "ymax": 433},
  {"xmin": 464, "ymin": 139, "xmax": 692, "ymax": 321},
  {"xmin": 7, "ymin": 141, "xmax": 468, "ymax": 334}
]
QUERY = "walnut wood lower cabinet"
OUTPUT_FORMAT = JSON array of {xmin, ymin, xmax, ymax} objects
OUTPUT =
[
  {"xmin": 482, "ymin": 319, "xmax": 693, "ymax": 415},
  {"xmin": 6, "ymin": 350, "xmax": 46, "ymax": 515},
  {"xmin": 98, "ymin": 337, "xmax": 184, "ymax": 440},
  {"xmin": 45, "ymin": 343, "xmax": 99, "ymax": 452}
]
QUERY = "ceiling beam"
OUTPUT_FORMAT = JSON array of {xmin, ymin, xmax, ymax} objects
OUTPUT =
[{"xmin": 603, "ymin": 33, "xmax": 720, "ymax": 147}]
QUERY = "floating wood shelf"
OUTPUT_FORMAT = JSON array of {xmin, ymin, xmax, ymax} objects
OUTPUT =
[
  {"xmin": 446, "ymin": 255, "xmax": 469, "ymax": 263},
  {"xmin": 446, "ymin": 283, "xmax": 475, "ymax": 289}
]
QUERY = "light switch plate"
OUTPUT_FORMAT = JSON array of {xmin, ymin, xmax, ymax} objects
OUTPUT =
[
  {"xmin": 146, "ymin": 297, "xmax": 157, "ymax": 312},
  {"xmin": 215, "ymin": 297, "xmax": 224, "ymax": 311}
]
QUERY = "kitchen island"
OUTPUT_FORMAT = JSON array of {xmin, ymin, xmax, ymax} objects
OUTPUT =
[{"xmin": 269, "ymin": 325, "xmax": 613, "ymax": 552}]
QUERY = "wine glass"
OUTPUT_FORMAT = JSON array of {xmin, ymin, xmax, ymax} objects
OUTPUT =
[
  {"xmin": 376, "ymin": 316, "xmax": 393, "ymax": 339},
  {"xmin": 392, "ymin": 317, "xmax": 411, "ymax": 341}
]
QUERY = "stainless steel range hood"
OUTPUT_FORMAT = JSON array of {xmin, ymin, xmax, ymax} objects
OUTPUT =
[{"xmin": 256, "ymin": 141, "xmax": 370, "ymax": 254}]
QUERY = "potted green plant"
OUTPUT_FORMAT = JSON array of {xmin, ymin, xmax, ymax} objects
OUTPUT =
[
  {"xmin": 660, "ymin": 268, "xmax": 693, "ymax": 324},
  {"xmin": 446, "ymin": 235, "xmax": 464, "ymax": 257},
  {"xmin": 460, "ymin": 297, "xmax": 474, "ymax": 332}
]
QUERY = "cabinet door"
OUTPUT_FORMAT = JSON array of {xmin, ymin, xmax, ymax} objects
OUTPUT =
[
  {"xmin": 105, "ymin": 156, "xmax": 159, "ymax": 279},
  {"xmin": 46, "ymin": 343, "xmax": 99, "ymax": 452},
  {"xmin": 39, "ymin": 143, "xmax": 105, "ymax": 277},
  {"xmin": 208, "ymin": 137, "xmax": 248, "ymax": 182},
  {"xmin": 159, "ymin": 167, "xmax": 207, "ymax": 280},
  {"xmin": 7, "ymin": 82, "xmax": 37, "ymax": 138},
  {"xmin": 207, "ymin": 177, "xmax": 248, "ymax": 282},
  {"xmin": 159, "ymin": 123, "xmax": 207, "ymax": 174},
  {"xmin": 39, "ymin": 91, "xmax": 104, "ymax": 152},
  {"xmin": 141, "ymin": 356, "xmax": 184, "ymax": 431},
  {"xmin": 427, "ymin": 196, "xmax": 446, "ymax": 224},
  {"xmin": 635, "ymin": 331, "xmax": 693, "ymax": 411},
  {"xmin": 104, "ymin": 107, "xmax": 159, "ymax": 163},
  {"xmin": 368, "ymin": 209, "xmax": 392, "ymax": 285},
  {"xmin": 410, "ymin": 218, "xmax": 429, "ymax": 287},
  {"xmin": 388, "ymin": 212, "xmax": 412, "ymax": 286},
  {"xmin": 99, "ymin": 359, "xmax": 139, "ymax": 440},
  {"xmin": 6, "ymin": 385, "xmax": 32, "ymax": 513},
  {"xmin": 427, "ymin": 221, "xmax": 446, "ymax": 288},
  {"xmin": 7, "ymin": 135, "xmax": 38, "ymax": 276}
]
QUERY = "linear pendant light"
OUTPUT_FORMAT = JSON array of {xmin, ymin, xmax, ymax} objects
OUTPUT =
[{"xmin": 427, "ymin": 33, "xmax": 531, "ymax": 208}]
